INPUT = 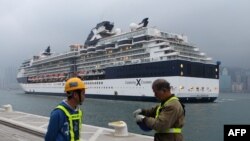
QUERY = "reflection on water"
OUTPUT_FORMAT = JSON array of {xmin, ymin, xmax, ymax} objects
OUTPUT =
[{"xmin": 0, "ymin": 90, "xmax": 250, "ymax": 141}]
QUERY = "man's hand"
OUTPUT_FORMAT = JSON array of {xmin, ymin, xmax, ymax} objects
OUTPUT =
[
  {"xmin": 135, "ymin": 114, "xmax": 145, "ymax": 123},
  {"xmin": 133, "ymin": 108, "xmax": 142, "ymax": 117}
]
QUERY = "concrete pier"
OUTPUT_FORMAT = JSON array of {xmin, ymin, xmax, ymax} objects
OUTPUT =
[{"xmin": 0, "ymin": 105, "xmax": 153, "ymax": 141}]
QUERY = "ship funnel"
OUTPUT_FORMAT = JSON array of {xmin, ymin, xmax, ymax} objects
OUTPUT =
[{"xmin": 129, "ymin": 18, "xmax": 149, "ymax": 31}]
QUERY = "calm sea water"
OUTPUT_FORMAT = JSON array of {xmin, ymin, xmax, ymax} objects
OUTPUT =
[{"xmin": 0, "ymin": 89, "xmax": 250, "ymax": 141}]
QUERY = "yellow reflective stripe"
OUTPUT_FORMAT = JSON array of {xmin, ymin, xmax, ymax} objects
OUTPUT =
[
  {"xmin": 155, "ymin": 105, "xmax": 160, "ymax": 118},
  {"xmin": 71, "ymin": 114, "xmax": 81, "ymax": 120},
  {"xmin": 156, "ymin": 128, "xmax": 181, "ymax": 133},
  {"xmin": 56, "ymin": 105, "xmax": 83, "ymax": 141},
  {"xmin": 155, "ymin": 96, "xmax": 181, "ymax": 133},
  {"xmin": 78, "ymin": 109, "xmax": 83, "ymax": 139},
  {"xmin": 163, "ymin": 97, "xmax": 178, "ymax": 107},
  {"xmin": 156, "ymin": 96, "xmax": 179, "ymax": 118},
  {"xmin": 56, "ymin": 105, "xmax": 75, "ymax": 141},
  {"xmin": 166, "ymin": 128, "xmax": 182, "ymax": 133}
]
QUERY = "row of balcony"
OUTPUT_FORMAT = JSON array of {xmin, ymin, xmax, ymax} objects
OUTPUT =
[{"xmin": 80, "ymin": 36, "xmax": 150, "ymax": 54}]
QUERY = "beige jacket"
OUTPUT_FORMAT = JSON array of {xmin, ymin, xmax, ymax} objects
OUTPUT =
[{"xmin": 142, "ymin": 95, "xmax": 185, "ymax": 141}]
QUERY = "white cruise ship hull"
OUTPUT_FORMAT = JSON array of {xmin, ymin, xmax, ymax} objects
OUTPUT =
[{"xmin": 20, "ymin": 76, "xmax": 219, "ymax": 102}]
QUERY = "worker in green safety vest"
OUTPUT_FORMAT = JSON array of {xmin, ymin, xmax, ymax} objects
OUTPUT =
[
  {"xmin": 133, "ymin": 79, "xmax": 185, "ymax": 141},
  {"xmin": 45, "ymin": 77, "xmax": 87, "ymax": 141}
]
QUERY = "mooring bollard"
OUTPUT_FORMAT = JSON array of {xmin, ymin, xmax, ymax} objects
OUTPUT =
[
  {"xmin": 2, "ymin": 104, "xmax": 13, "ymax": 112},
  {"xmin": 108, "ymin": 120, "xmax": 128, "ymax": 136}
]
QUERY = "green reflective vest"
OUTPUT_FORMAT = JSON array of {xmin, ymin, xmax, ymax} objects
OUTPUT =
[
  {"xmin": 56, "ymin": 105, "xmax": 83, "ymax": 141},
  {"xmin": 155, "ymin": 96, "xmax": 182, "ymax": 133}
]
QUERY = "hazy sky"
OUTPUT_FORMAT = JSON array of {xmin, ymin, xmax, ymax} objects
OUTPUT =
[{"xmin": 0, "ymin": 0, "xmax": 250, "ymax": 69}]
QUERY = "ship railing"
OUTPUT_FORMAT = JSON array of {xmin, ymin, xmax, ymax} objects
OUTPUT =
[
  {"xmin": 95, "ymin": 48, "xmax": 106, "ymax": 52},
  {"xmin": 178, "ymin": 54, "xmax": 211, "ymax": 62},
  {"xmin": 149, "ymin": 37, "xmax": 166, "ymax": 43},
  {"xmin": 173, "ymin": 46, "xmax": 198, "ymax": 54},
  {"xmin": 141, "ymin": 58, "xmax": 151, "ymax": 63},
  {"xmin": 113, "ymin": 61, "xmax": 125, "ymax": 66},
  {"xmin": 131, "ymin": 59, "xmax": 141, "ymax": 64},
  {"xmin": 79, "ymin": 47, "xmax": 145, "ymax": 65},
  {"xmin": 32, "ymin": 51, "xmax": 79, "ymax": 66},
  {"xmin": 155, "ymin": 41, "xmax": 170, "ymax": 47},
  {"xmin": 98, "ymin": 27, "xmax": 147, "ymax": 45},
  {"xmin": 113, "ymin": 52, "xmax": 148, "ymax": 62},
  {"xmin": 84, "ymin": 71, "xmax": 104, "ymax": 76},
  {"xmin": 132, "ymin": 40, "xmax": 148, "ymax": 45},
  {"xmin": 99, "ymin": 63, "xmax": 114, "ymax": 68},
  {"xmin": 77, "ymin": 57, "xmax": 114, "ymax": 66}
]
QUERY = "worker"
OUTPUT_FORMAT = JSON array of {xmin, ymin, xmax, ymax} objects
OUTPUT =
[
  {"xmin": 45, "ymin": 77, "xmax": 87, "ymax": 141},
  {"xmin": 133, "ymin": 79, "xmax": 185, "ymax": 141}
]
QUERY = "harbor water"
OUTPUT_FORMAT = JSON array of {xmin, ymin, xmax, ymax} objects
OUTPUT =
[{"xmin": 0, "ymin": 89, "xmax": 250, "ymax": 141}]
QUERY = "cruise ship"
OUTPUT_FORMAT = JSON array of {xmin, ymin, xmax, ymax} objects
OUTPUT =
[{"xmin": 17, "ymin": 18, "xmax": 220, "ymax": 102}]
